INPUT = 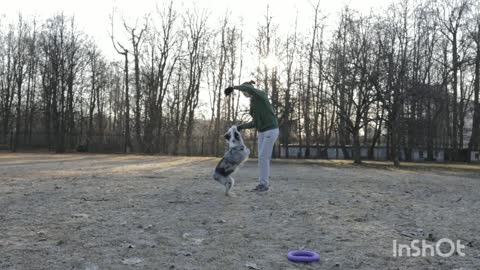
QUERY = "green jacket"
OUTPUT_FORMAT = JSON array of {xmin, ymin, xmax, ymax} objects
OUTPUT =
[{"xmin": 234, "ymin": 84, "xmax": 279, "ymax": 132}]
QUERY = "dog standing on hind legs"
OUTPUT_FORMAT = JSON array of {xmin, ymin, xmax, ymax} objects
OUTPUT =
[{"xmin": 213, "ymin": 126, "xmax": 250, "ymax": 196}]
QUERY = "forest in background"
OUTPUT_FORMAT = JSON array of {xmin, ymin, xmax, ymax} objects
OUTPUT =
[{"xmin": 0, "ymin": 0, "xmax": 480, "ymax": 166}]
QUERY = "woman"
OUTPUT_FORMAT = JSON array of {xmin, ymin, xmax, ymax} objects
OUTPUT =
[{"xmin": 224, "ymin": 80, "xmax": 279, "ymax": 192}]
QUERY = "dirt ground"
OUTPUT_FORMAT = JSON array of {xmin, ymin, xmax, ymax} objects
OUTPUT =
[{"xmin": 0, "ymin": 153, "xmax": 479, "ymax": 270}]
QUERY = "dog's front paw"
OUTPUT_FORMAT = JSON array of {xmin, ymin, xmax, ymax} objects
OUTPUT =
[{"xmin": 225, "ymin": 191, "xmax": 237, "ymax": 197}]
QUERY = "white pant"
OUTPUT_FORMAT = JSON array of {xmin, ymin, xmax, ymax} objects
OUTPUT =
[{"xmin": 257, "ymin": 128, "xmax": 279, "ymax": 186}]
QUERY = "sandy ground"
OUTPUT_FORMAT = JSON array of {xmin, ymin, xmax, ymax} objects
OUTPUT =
[{"xmin": 0, "ymin": 153, "xmax": 479, "ymax": 270}]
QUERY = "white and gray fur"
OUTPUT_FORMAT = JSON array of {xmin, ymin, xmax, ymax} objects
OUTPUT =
[{"xmin": 213, "ymin": 125, "xmax": 250, "ymax": 195}]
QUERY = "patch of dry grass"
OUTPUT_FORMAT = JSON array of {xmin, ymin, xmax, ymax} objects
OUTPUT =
[{"xmin": 272, "ymin": 158, "xmax": 480, "ymax": 172}]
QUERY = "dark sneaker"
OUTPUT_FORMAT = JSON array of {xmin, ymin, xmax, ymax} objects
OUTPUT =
[{"xmin": 252, "ymin": 184, "xmax": 270, "ymax": 192}]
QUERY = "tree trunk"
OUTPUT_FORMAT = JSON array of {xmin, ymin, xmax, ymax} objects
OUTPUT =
[
  {"xmin": 470, "ymin": 84, "xmax": 480, "ymax": 149},
  {"xmin": 13, "ymin": 72, "xmax": 23, "ymax": 152},
  {"xmin": 134, "ymin": 44, "xmax": 142, "ymax": 152},
  {"xmin": 451, "ymin": 33, "xmax": 459, "ymax": 160},
  {"xmin": 352, "ymin": 130, "xmax": 361, "ymax": 164},
  {"xmin": 469, "ymin": 25, "xmax": 480, "ymax": 154},
  {"xmin": 123, "ymin": 53, "xmax": 131, "ymax": 153}
]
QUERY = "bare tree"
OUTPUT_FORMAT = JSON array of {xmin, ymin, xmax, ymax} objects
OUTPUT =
[
  {"xmin": 172, "ymin": 8, "xmax": 209, "ymax": 155},
  {"xmin": 123, "ymin": 19, "xmax": 146, "ymax": 151},
  {"xmin": 468, "ymin": 4, "xmax": 480, "ymax": 154},
  {"xmin": 329, "ymin": 12, "xmax": 378, "ymax": 164},
  {"xmin": 12, "ymin": 16, "xmax": 28, "ymax": 151},
  {"xmin": 279, "ymin": 14, "xmax": 299, "ymax": 158},
  {"xmin": 1, "ymin": 23, "xmax": 17, "ymax": 146},
  {"xmin": 111, "ymin": 11, "xmax": 132, "ymax": 153},
  {"xmin": 436, "ymin": 0, "xmax": 472, "ymax": 160},
  {"xmin": 302, "ymin": 1, "xmax": 322, "ymax": 158},
  {"xmin": 143, "ymin": 0, "xmax": 180, "ymax": 153}
]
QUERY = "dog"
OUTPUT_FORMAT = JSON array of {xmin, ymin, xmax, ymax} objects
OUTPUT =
[{"xmin": 213, "ymin": 125, "xmax": 250, "ymax": 196}]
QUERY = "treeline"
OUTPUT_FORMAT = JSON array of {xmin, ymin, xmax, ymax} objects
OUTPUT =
[{"xmin": 0, "ymin": 0, "xmax": 479, "ymax": 165}]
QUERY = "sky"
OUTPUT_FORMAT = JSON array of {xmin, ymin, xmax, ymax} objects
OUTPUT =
[
  {"xmin": 1, "ymin": 0, "xmax": 392, "ymax": 117},
  {"xmin": 1, "ymin": 0, "xmax": 391, "ymax": 59}
]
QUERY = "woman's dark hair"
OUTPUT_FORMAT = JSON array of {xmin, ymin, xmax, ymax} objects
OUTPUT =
[{"xmin": 243, "ymin": 80, "xmax": 256, "ymax": 85}]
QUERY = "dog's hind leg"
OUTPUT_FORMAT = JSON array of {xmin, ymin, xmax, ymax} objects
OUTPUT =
[
  {"xmin": 225, "ymin": 177, "xmax": 234, "ymax": 196},
  {"xmin": 213, "ymin": 172, "xmax": 226, "ymax": 184},
  {"xmin": 213, "ymin": 172, "xmax": 220, "ymax": 183}
]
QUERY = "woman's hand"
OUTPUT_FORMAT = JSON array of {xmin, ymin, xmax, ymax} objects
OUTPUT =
[{"xmin": 224, "ymin": 86, "xmax": 234, "ymax": 96}]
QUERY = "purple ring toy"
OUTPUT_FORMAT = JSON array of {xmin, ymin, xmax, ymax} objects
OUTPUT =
[{"xmin": 287, "ymin": 250, "xmax": 320, "ymax": 263}]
